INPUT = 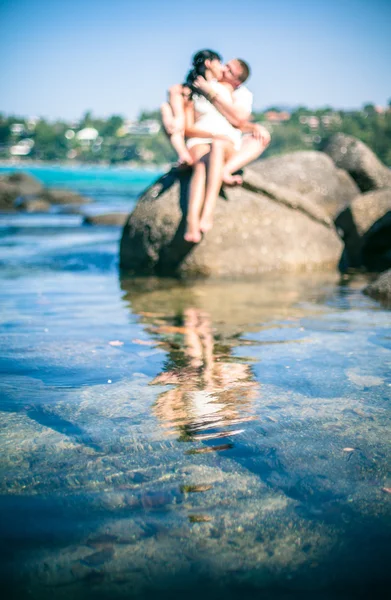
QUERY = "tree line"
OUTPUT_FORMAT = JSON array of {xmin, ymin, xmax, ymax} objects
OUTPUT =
[{"xmin": 1, "ymin": 103, "xmax": 390, "ymax": 166}]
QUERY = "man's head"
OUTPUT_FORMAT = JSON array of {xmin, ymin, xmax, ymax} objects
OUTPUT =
[{"xmin": 222, "ymin": 59, "xmax": 251, "ymax": 88}]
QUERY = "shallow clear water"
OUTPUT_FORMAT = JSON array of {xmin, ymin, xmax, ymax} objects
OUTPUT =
[{"xmin": 0, "ymin": 167, "xmax": 390, "ymax": 599}]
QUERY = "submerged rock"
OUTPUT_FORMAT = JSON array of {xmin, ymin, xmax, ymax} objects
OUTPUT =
[
  {"xmin": 322, "ymin": 133, "xmax": 391, "ymax": 192},
  {"xmin": 335, "ymin": 188, "xmax": 391, "ymax": 271},
  {"xmin": 119, "ymin": 168, "xmax": 343, "ymax": 278},
  {"xmin": 249, "ymin": 150, "xmax": 359, "ymax": 219}
]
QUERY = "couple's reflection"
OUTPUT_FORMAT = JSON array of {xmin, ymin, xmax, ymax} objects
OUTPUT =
[{"xmin": 147, "ymin": 306, "xmax": 258, "ymax": 443}]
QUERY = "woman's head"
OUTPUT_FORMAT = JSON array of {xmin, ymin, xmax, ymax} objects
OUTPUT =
[{"xmin": 191, "ymin": 49, "xmax": 223, "ymax": 80}]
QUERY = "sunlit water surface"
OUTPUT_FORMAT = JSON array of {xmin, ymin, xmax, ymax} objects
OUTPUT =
[{"xmin": 0, "ymin": 167, "xmax": 390, "ymax": 599}]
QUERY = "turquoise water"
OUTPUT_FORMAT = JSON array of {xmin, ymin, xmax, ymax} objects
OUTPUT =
[
  {"xmin": 0, "ymin": 163, "xmax": 162, "ymax": 215},
  {"xmin": 0, "ymin": 165, "xmax": 390, "ymax": 599}
]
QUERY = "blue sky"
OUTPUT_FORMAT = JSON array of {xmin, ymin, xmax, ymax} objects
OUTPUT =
[{"xmin": 0, "ymin": 0, "xmax": 390, "ymax": 120}]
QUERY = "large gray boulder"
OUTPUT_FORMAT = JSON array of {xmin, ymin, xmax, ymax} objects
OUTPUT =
[
  {"xmin": 364, "ymin": 269, "xmax": 391, "ymax": 306},
  {"xmin": 322, "ymin": 133, "xmax": 391, "ymax": 192},
  {"xmin": 120, "ymin": 169, "xmax": 343, "ymax": 278},
  {"xmin": 249, "ymin": 151, "xmax": 359, "ymax": 219},
  {"xmin": 335, "ymin": 188, "xmax": 391, "ymax": 271}
]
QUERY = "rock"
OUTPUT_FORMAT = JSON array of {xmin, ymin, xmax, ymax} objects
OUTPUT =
[
  {"xmin": 16, "ymin": 198, "xmax": 51, "ymax": 213},
  {"xmin": 6, "ymin": 171, "xmax": 43, "ymax": 195},
  {"xmin": 120, "ymin": 169, "xmax": 343, "ymax": 278},
  {"xmin": 249, "ymin": 150, "xmax": 359, "ymax": 219},
  {"xmin": 364, "ymin": 269, "xmax": 391, "ymax": 306},
  {"xmin": 322, "ymin": 133, "xmax": 391, "ymax": 192},
  {"xmin": 0, "ymin": 180, "xmax": 19, "ymax": 211},
  {"xmin": 41, "ymin": 188, "xmax": 91, "ymax": 205},
  {"xmin": 84, "ymin": 213, "xmax": 128, "ymax": 226},
  {"xmin": 335, "ymin": 188, "xmax": 391, "ymax": 271}
]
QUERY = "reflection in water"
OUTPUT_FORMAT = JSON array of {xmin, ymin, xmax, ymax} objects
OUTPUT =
[{"xmin": 149, "ymin": 307, "xmax": 258, "ymax": 444}]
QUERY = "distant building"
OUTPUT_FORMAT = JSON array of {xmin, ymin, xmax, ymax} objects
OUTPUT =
[
  {"xmin": 10, "ymin": 139, "xmax": 34, "ymax": 156},
  {"xmin": 10, "ymin": 123, "xmax": 25, "ymax": 135},
  {"xmin": 76, "ymin": 127, "xmax": 99, "ymax": 142},
  {"xmin": 299, "ymin": 115, "xmax": 319, "ymax": 129},
  {"xmin": 121, "ymin": 120, "xmax": 161, "ymax": 136},
  {"xmin": 264, "ymin": 111, "xmax": 290, "ymax": 123}
]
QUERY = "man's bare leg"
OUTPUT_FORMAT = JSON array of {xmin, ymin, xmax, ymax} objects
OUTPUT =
[
  {"xmin": 199, "ymin": 139, "xmax": 233, "ymax": 233},
  {"xmin": 184, "ymin": 145, "xmax": 210, "ymax": 243},
  {"xmin": 222, "ymin": 136, "xmax": 270, "ymax": 185}
]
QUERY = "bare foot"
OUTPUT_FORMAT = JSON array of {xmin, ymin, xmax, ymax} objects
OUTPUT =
[
  {"xmin": 184, "ymin": 222, "xmax": 202, "ymax": 243},
  {"xmin": 176, "ymin": 149, "xmax": 194, "ymax": 167},
  {"xmin": 222, "ymin": 171, "xmax": 243, "ymax": 186},
  {"xmin": 199, "ymin": 215, "xmax": 213, "ymax": 233}
]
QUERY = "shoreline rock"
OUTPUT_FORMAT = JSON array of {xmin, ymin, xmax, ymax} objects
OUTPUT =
[
  {"xmin": 322, "ymin": 133, "xmax": 391, "ymax": 192},
  {"xmin": 84, "ymin": 213, "xmax": 129, "ymax": 226},
  {"xmin": 120, "ymin": 167, "xmax": 343, "ymax": 278},
  {"xmin": 363, "ymin": 269, "xmax": 391, "ymax": 306}
]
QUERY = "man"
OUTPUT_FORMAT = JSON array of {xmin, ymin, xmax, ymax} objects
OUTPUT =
[
  {"xmin": 180, "ymin": 58, "xmax": 270, "ymax": 239},
  {"xmin": 193, "ymin": 58, "xmax": 270, "ymax": 185}
]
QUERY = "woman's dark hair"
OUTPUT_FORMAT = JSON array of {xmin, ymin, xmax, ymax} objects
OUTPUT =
[{"xmin": 184, "ymin": 49, "xmax": 222, "ymax": 95}]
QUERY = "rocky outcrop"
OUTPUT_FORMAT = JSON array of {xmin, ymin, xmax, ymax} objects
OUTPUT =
[
  {"xmin": 16, "ymin": 198, "xmax": 52, "ymax": 213},
  {"xmin": 84, "ymin": 213, "xmax": 129, "ymax": 226},
  {"xmin": 120, "ymin": 168, "xmax": 343, "ymax": 278},
  {"xmin": 0, "ymin": 171, "xmax": 91, "ymax": 212},
  {"xmin": 6, "ymin": 172, "xmax": 43, "ymax": 195},
  {"xmin": 364, "ymin": 269, "xmax": 391, "ymax": 306},
  {"xmin": 40, "ymin": 188, "xmax": 91, "ymax": 205},
  {"xmin": 0, "ymin": 180, "xmax": 19, "ymax": 211},
  {"xmin": 335, "ymin": 188, "xmax": 391, "ymax": 271},
  {"xmin": 322, "ymin": 133, "xmax": 391, "ymax": 192},
  {"xmin": 249, "ymin": 151, "xmax": 359, "ymax": 219}
]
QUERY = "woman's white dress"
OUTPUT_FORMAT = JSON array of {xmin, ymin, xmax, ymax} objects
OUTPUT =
[{"xmin": 186, "ymin": 82, "xmax": 242, "ymax": 151}]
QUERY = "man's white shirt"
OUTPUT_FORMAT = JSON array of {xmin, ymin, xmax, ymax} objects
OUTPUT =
[{"xmin": 233, "ymin": 85, "xmax": 253, "ymax": 115}]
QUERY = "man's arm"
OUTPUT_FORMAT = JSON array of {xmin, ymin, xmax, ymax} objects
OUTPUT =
[
  {"xmin": 183, "ymin": 99, "xmax": 231, "ymax": 140},
  {"xmin": 192, "ymin": 76, "xmax": 250, "ymax": 127}
]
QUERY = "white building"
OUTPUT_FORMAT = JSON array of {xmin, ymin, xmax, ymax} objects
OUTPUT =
[{"xmin": 10, "ymin": 139, "xmax": 35, "ymax": 156}]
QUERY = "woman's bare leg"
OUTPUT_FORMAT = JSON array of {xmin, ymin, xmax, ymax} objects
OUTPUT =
[
  {"xmin": 199, "ymin": 140, "xmax": 234, "ymax": 233},
  {"xmin": 184, "ymin": 144, "xmax": 210, "ymax": 243},
  {"xmin": 161, "ymin": 101, "xmax": 193, "ymax": 165}
]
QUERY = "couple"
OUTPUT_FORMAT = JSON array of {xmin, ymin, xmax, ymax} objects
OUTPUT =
[{"xmin": 161, "ymin": 50, "xmax": 271, "ymax": 243}]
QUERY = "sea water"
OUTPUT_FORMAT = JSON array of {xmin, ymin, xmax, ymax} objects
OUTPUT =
[{"xmin": 0, "ymin": 165, "xmax": 390, "ymax": 599}]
